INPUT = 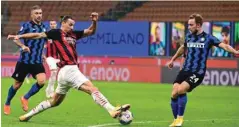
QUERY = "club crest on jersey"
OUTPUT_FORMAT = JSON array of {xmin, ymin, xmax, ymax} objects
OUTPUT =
[
  {"xmin": 187, "ymin": 42, "xmax": 205, "ymax": 48},
  {"xmin": 200, "ymin": 37, "xmax": 205, "ymax": 42}
]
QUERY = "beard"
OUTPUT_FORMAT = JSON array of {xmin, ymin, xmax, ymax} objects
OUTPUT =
[{"xmin": 192, "ymin": 29, "xmax": 198, "ymax": 35}]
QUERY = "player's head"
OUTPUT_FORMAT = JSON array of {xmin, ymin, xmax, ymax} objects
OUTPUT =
[
  {"xmin": 30, "ymin": 5, "xmax": 42, "ymax": 23},
  {"xmin": 49, "ymin": 20, "xmax": 57, "ymax": 29},
  {"xmin": 188, "ymin": 13, "xmax": 203, "ymax": 34},
  {"xmin": 221, "ymin": 26, "xmax": 230, "ymax": 44},
  {"xmin": 60, "ymin": 15, "xmax": 75, "ymax": 32}
]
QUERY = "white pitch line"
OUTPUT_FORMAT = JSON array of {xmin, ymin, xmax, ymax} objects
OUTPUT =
[{"xmin": 88, "ymin": 118, "xmax": 239, "ymax": 127}]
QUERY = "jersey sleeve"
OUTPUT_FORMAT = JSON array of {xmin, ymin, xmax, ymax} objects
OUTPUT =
[
  {"xmin": 73, "ymin": 30, "xmax": 84, "ymax": 40},
  {"xmin": 45, "ymin": 29, "xmax": 58, "ymax": 40},
  {"xmin": 210, "ymin": 35, "xmax": 221, "ymax": 47},
  {"xmin": 17, "ymin": 23, "xmax": 29, "ymax": 35}
]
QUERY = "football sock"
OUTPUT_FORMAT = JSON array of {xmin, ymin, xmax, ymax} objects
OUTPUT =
[
  {"xmin": 24, "ymin": 83, "xmax": 43, "ymax": 100},
  {"xmin": 5, "ymin": 85, "xmax": 17, "ymax": 105},
  {"xmin": 91, "ymin": 91, "xmax": 115, "ymax": 112},
  {"xmin": 171, "ymin": 97, "xmax": 178, "ymax": 119},
  {"xmin": 178, "ymin": 94, "xmax": 187, "ymax": 116},
  {"xmin": 24, "ymin": 100, "xmax": 51, "ymax": 118}
]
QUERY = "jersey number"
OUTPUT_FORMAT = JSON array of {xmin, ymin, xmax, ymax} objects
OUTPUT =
[{"xmin": 190, "ymin": 74, "xmax": 199, "ymax": 83}]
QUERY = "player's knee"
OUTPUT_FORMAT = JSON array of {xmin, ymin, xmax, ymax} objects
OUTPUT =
[
  {"xmin": 171, "ymin": 91, "xmax": 178, "ymax": 98},
  {"xmin": 36, "ymin": 73, "xmax": 46, "ymax": 85},
  {"xmin": 171, "ymin": 84, "xmax": 179, "ymax": 98},
  {"xmin": 90, "ymin": 86, "xmax": 99, "ymax": 93},
  {"xmin": 50, "ymin": 99, "xmax": 60, "ymax": 107},
  {"xmin": 177, "ymin": 86, "xmax": 187, "ymax": 94},
  {"xmin": 37, "ymin": 79, "xmax": 45, "ymax": 86},
  {"xmin": 13, "ymin": 81, "xmax": 23, "ymax": 90}
]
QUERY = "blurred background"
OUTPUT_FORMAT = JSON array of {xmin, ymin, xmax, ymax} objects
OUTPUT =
[{"xmin": 1, "ymin": 1, "xmax": 239, "ymax": 86}]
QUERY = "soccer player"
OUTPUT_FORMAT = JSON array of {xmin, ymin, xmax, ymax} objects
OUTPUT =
[
  {"xmin": 167, "ymin": 13, "xmax": 239, "ymax": 127},
  {"xmin": 4, "ymin": 5, "xmax": 47, "ymax": 115},
  {"xmin": 8, "ymin": 13, "xmax": 130, "ymax": 122},
  {"xmin": 45, "ymin": 20, "xmax": 59, "ymax": 98}
]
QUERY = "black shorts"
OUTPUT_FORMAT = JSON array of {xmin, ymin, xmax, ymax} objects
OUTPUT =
[
  {"xmin": 173, "ymin": 70, "xmax": 204, "ymax": 92},
  {"xmin": 12, "ymin": 62, "xmax": 45, "ymax": 82}
]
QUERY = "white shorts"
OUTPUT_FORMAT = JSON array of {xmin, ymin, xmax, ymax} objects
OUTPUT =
[
  {"xmin": 46, "ymin": 57, "xmax": 60, "ymax": 70},
  {"xmin": 56, "ymin": 65, "xmax": 89, "ymax": 94}
]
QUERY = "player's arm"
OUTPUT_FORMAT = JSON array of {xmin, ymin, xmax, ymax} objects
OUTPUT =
[
  {"xmin": 211, "ymin": 35, "xmax": 239, "ymax": 55},
  {"xmin": 10, "ymin": 23, "xmax": 31, "ymax": 52},
  {"xmin": 218, "ymin": 43, "xmax": 239, "ymax": 55},
  {"xmin": 168, "ymin": 45, "xmax": 185, "ymax": 69},
  {"xmin": 13, "ymin": 39, "xmax": 31, "ymax": 53},
  {"xmin": 171, "ymin": 45, "xmax": 185, "ymax": 61},
  {"xmin": 82, "ymin": 12, "xmax": 98, "ymax": 37},
  {"xmin": 180, "ymin": 54, "xmax": 186, "ymax": 70},
  {"xmin": 8, "ymin": 32, "xmax": 47, "ymax": 40}
]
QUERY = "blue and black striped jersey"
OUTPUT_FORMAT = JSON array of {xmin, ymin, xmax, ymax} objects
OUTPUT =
[
  {"xmin": 18, "ymin": 21, "xmax": 47, "ymax": 64},
  {"xmin": 182, "ymin": 31, "xmax": 221, "ymax": 75}
]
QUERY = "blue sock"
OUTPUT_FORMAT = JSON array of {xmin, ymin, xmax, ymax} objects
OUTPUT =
[
  {"xmin": 178, "ymin": 94, "xmax": 187, "ymax": 116},
  {"xmin": 5, "ymin": 85, "xmax": 17, "ymax": 105},
  {"xmin": 24, "ymin": 83, "xmax": 43, "ymax": 100},
  {"xmin": 171, "ymin": 97, "xmax": 178, "ymax": 119}
]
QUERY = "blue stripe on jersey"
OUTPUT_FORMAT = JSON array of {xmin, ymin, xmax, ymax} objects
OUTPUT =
[
  {"xmin": 198, "ymin": 47, "xmax": 208, "ymax": 74},
  {"xmin": 184, "ymin": 47, "xmax": 192, "ymax": 71},
  {"xmin": 30, "ymin": 39, "xmax": 39, "ymax": 64},
  {"xmin": 37, "ymin": 38, "xmax": 45, "ymax": 63},
  {"xmin": 192, "ymin": 47, "xmax": 200, "ymax": 72}
]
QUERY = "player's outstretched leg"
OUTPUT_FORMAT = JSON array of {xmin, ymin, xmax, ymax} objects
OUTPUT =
[
  {"xmin": 21, "ymin": 73, "xmax": 45, "ymax": 111},
  {"xmin": 79, "ymin": 81, "xmax": 130, "ymax": 118},
  {"xmin": 4, "ymin": 80, "xmax": 22, "ymax": 115},
  {"xmin": 19, "ymin": 93, "xmax": 65, "ymax": 122},
  {"xmin": 46, "ymin": 70, "xmax": 57, "ymax": 98}
]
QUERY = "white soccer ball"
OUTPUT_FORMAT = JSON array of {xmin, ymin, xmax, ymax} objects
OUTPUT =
[{"xmin": 118, "ymin": 110, "xmax": 133, "ymax": 125}]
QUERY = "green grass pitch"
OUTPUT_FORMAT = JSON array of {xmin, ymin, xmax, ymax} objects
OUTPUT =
[{"xmin": 1, "ymin": 78, "xmax": 239, "ymax": 127}]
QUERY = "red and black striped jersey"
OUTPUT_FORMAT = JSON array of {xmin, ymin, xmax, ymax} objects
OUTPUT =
[{"xmin": 45, "ymin": 29, "xmax": 84, "ymax": 68}]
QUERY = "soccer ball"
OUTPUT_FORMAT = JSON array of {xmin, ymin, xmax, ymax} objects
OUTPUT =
[{"xmin": 118, "ymin": 110, "xmax": 133, "ymax": 125}]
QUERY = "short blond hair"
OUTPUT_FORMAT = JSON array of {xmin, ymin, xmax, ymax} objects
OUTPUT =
[
  {"xmin": 30, "ymin": 5, "xmax": 41, "ymax": 12},
  {"xmin": 189, "ymin": 13, "xmax": 203, "ymax": 26}
]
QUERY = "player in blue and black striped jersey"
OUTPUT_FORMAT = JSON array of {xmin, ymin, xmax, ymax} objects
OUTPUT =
[
  {"xmin": 167, "ymin": 13, "xmax": 239, "ymax": 127},
  {"xmin": 4, "ymin": 5, "xmax": 47, "ymax": 115}
]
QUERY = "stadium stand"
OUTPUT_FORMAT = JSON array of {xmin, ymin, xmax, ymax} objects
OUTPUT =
[{"xmin": 120, "ymin": 1, "xmax": 239, "ymax": 21}]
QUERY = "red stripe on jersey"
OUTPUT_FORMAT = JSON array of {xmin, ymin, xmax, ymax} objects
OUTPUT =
[
  {"xmin": 52, "ymin": 43, "xmax": 58, "ymax": 59},
  {"xmin": 54, "ymin": 40, "xmax": 71, "ymax": 62},
  {"xmin": 46, "ymin": 40, "xmax": 59, "ymax": 59}
]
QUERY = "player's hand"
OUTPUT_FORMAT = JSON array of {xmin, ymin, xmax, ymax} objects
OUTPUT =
[
  {"xmin": 7, "ymin": 35, "xmax": 20, "ymax": 40},
  {"xmin": 235, "ymin": 50, "xmax": 239, "ymax": 55},
  {"xmin": 90, "ymin": 12, "xmax": 98, "ymax": 22},
  {"xmin": 21, "ymin": 45, "xmax": 30, "ymax": 53},
  {"xmin": 168, "ymin": 60, "xmax": 174, "ymax": 69}
]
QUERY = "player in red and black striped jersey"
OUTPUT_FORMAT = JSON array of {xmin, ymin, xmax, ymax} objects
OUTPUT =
[
  {"xmin": 8, "ymin": 12, "xmax": 131, "ymax": 122},
  {"xmin": 44, "ymin": 20, "xmax": 59, "ymax": 98}
]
